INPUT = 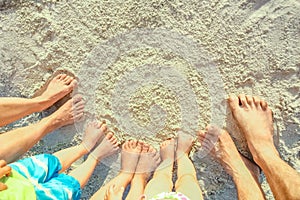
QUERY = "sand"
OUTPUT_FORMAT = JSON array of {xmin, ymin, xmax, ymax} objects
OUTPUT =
[{"xmin": 0, "ymin": 0, "xmax": 299, "ymax": 199}]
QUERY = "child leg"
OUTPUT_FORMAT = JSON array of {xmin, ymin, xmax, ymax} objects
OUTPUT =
[
  {"xmin": 90, "ymin": 140, "xmax": 142, "ymax": 200},
  {"xmin": 68, "ymin": 132, "xmax": 119, "ymax": 188},
  {"xmin": 175, "ymin": 133, "xmax": 203, "ymax": 200},
  {"xmin": 144, "ymin": 139, "xmax": 175, "ymax": 199},
  {"xmin": 126, "ymin": 144, "xmax": 160, "ymax": 200},
  {"xmin": 53, "ymin": 121, "xmax": 106, "ymax": 172}
]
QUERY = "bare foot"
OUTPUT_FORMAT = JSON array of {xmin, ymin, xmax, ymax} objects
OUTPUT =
[
  {"xmin": 135, "ymin": 143, "xmax": 161, "ymax": 177},
  {"xmin": 36, "ymin": 74, "xmax": 77, "ymax": 109},
  {"xmin": 160, "ymin": 139, "xmax": 175, "ymax": 161},
  {"xmin": 82, "ymin": 121, "xmax": 107, "ymax": 152},
  {"xmin": 228, "ymin": 94, "xmax": 277, "ymax": 161},
  {"xmin": 198, "ymin": 125, "xmax": 259, "ymax": 179},
  {"xmin": 104, "ymin": 185, "xmax": 124, "ymax": 200},
  {"xmin": 176, "ymin": 133, "xmax": 194, "ymax": 158},
  {"xmin": 121, "ymin": 140, "xmax": 143, "ymax": 173},
  {"xmin": 90, "ymin": 132, "xmax": 119, "ymax": 161},
  {"xmin": 49, "ymin": 95, "xmax": 85, "ymax": 128}
]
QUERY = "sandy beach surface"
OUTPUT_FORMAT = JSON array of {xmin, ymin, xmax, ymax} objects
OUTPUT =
[{"xmin": 0, "ymin": 0, "xmax": 299, "ymax": 199}]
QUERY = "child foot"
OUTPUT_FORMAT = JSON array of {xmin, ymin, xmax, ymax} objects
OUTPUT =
[
  {"xmin": 49, "ymin": 94, "xmax": 85, "ymax": 128},
  {"xmin": 160, "ymin": 138, "xmax": 175, "ymax": 161},
  {"xmin": 121, "ymin": 140, "xmax": 143, "ymax": 173},
  {"xmin": 82, "ymin": 121, "xmax": 107, "ymax": 152},
  {"xmin": 37, "ymin": 74, "xmax": 77, "ymax": 109},
  {"xmin": 90, "ymin": 132, "xmax": 119, "ymax": 161},
  {"xmin": 198, "ymin": 125, "xmax": 254, "ymax": 177},
  {"xmin": 104, "ymin": 185, "xmax": 124, "ymax": 200},
  {"xmin": 228, "ymin": 94, "xmax": 277, "ymax": 161},
  {"xmin": 135, "ymin": 143, "xmax": 161, "ymax": 178},
  {"xmin": 176, "ymin": 133, "xmax": 194, "ymax": 158}
]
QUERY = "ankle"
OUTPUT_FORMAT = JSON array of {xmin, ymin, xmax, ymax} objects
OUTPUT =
[
  {"xmin": 251, "ymin": 145, "xmax": 279, "ymax": 165},
  {"xmin": 132, "ymin": 174, "xmax": 148, "ymax": 183},
  {"xmin": 32, "ymin": 96, "xmax": 53, "ymax": 111},
  {"xmin": 79, "ymin": 143, "xmax": 90, "ymax": 154}
]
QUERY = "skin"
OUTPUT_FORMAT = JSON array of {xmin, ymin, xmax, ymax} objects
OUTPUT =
[
  {"xmin": 91, "ymin": 141, "xmax": 160, "ymax": 200},
  {"xmin": 228, "ymin": 94, "xmax": 300, "ymax": 200},
  {"xmin": 0, "ymin": 74, "xmax": 77, "ymax": 127},
  {"xmin": 68, "ymin": 131, "xmax": 119, "ymax": 188},
  {"xmin": 198, "ymin": 125, "xmax": 265, "ymax": 200},
  {"xmin": 0, "ymin": 74, "xmax": 80, "ymax": 163},
  {"xmin": 144, "ymin": 134, "xmax": 203, "ymax": 200},
  {"xmin": 0, "ymin": 160, "xmax": 11, "ymax": 191},
  {"xmin": 0, "ymin": 95, "xmax": 85, "ymax": 163}
]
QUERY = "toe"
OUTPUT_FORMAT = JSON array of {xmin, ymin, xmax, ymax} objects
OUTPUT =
[
  {"xmin": 253, "ymin": 96, "xmax": 261, "ymax": 107},
  {"xmin": 69, "ymin": 79, "xmax": 78, "ymax": 88},
  {"xmin": 60, "ymin": 74, "xmax": 67, "ymax": 80},
  {"xmin": 63, "ymin": 76, "xmax": 72, "ymax": 84},
  {"xmin": 246, "ymin": 95, "xmax": 254, "ymax": 107},
  {"xmin": 100, "ymin": 124, "xmax": 107, "ymax": 132},
  {"xmin": 228, "ymin": 94, "xmax": 240, "ymax": 111},
  {"xmin": 55, "ymin": 74, "xmax": 63, "ymax": 80},
  {"xmin": 122, "ymin": 141, "xmax": 128, "ymax": 150},
  {"xmin": 238, "ymin": 94, "xmax": 248, "ymax": 108},
  {"xmin": 260, "ymin": 100, "xmax": 268, "ymax": 110},
  {"xmin": 106, "ymin": 131, "xmax": 114, "ymax": 140}
]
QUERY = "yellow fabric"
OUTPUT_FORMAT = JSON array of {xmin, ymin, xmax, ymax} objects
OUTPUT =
[{"xmin": 0, "ymin": 169, "xmax": 36, "ymax": 200}]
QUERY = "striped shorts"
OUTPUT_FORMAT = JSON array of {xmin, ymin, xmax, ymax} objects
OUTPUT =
[{"xmin": 9, "ymin": 154, "xmax": 81, "ymax": 200}]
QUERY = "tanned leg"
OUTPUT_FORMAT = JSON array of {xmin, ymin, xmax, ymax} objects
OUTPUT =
[
  {"xmin": 228, "ymin": 94, "xmax": 300, "ymax": 200},
  {"xmin": 0, "ymin": 74, "xmax": 77, "ymax": 127},
  {"xmin": 198, "ymin": 126, "xmax": 265, "ymax": 200},
  {"xmin": 0, "ymin": 95, "xmax": 84, "ymax": 163}
]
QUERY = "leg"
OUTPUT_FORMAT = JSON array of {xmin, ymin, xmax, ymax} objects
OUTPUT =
[
  {"xmin": 228, "ymin": 94, "xmax": 300, "ymax": 200},
  {"xmin": 144, "ymin": 139, "xmax": 175, "ymax": 199},
  {"xmin": 126, "ymin": 143, "xmax": 160, "ymax": 200},
  {"xmin": 198, "ymin": 126, "xmax": 265, "ymax": 200},
  {"xmin": 0, "ymin": 74, "xmax": 77, "ymax": 127},
  {"xmin": 90, "ymin": 140, "xmax": 142, "ymax": 200},
  {"xmin": 175, "ymin": 133, "xmax": 203, "ymax": 200},
  {"xmin": 68, "ymin": 132, "xmax": 119, "ymax": 188},
  {"xmin": 53, "ymin": 121, "xmax": 107, "ymax": 172},
  {"xmin": 0, "ymin": 96, "xmax": 84, "ymax": 163}
]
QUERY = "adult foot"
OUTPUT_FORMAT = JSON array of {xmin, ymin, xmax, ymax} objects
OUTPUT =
[
  {"xmin": 104, "ymin": 185, "xmax": 124, "ymax": 200},
  {"xmin": 135, "ymin": 143, "xmax": 161, "ymax": 178},
  {"xmin": 198, "ymin": 126, "xmax": 258, "ymax": 179},
  {"xmin": 90, "ymin": 132, "xmax": 119, "ymax": 161},
  {"xmin": 121, "ymin": 140, "xmax": 143, "ymax": 173},
  {"xmin": 228, "ymin": 94, "xmax": 277, "ymax": 161},
  {"xmin": 48, "ymin": 95, "xmax": 85, "ymax": 128},
  {"xmin": 176, "ymin": 133, "xmax": 194, "ymax": 158},
  {"xmin": 82, "ymin": 121, "xmax": 107, "ymax": 152},
  {"xmin": 36, "ymin": 74, "xmax": 77, "ymax": 109}
]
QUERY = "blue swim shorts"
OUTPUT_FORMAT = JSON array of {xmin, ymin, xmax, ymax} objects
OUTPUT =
[{"xmin": 9, "ymin": 154, "xmax": 81, "ymax": 200}]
